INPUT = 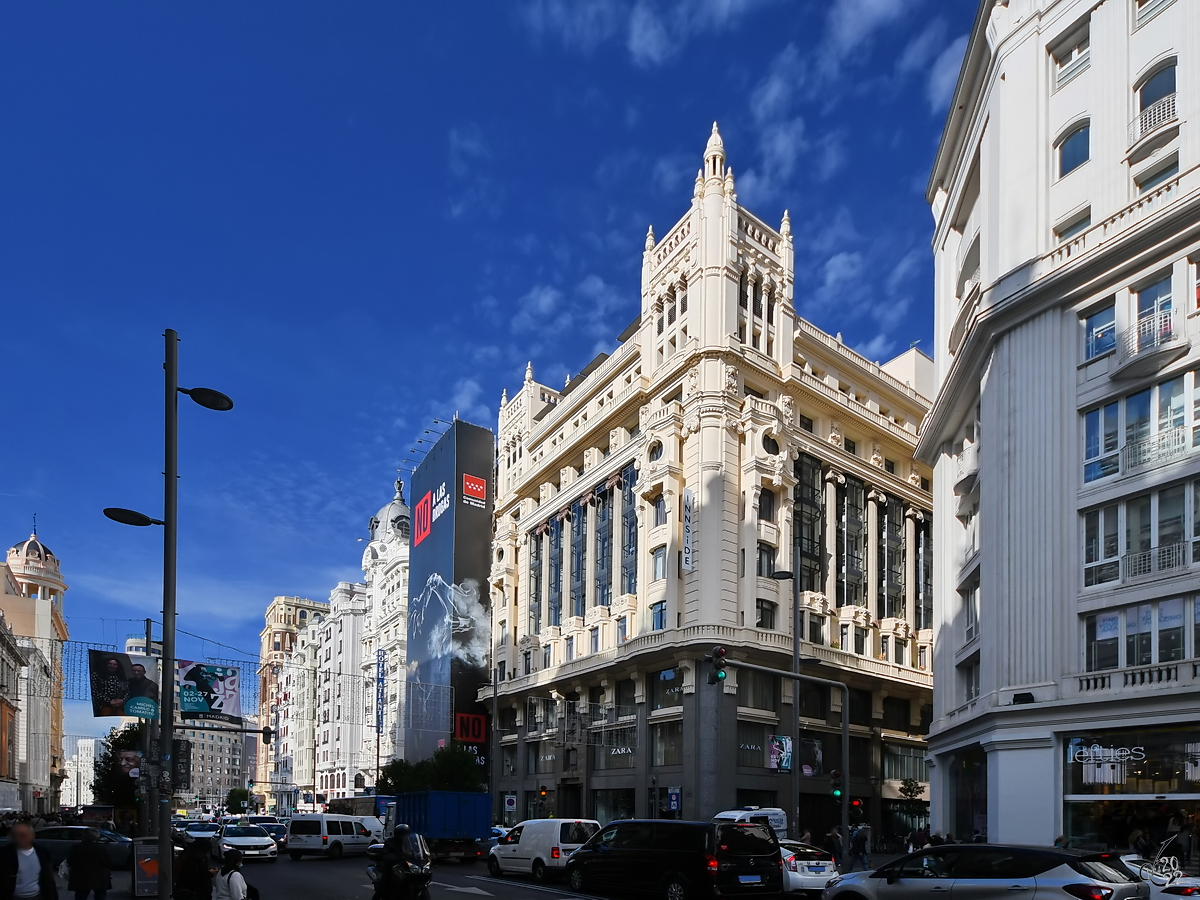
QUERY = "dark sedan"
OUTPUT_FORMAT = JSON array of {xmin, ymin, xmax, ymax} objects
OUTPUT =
[
  {"xmin": 10, "ymin": 827, "xmax": 134, "ymax": 869},
  {"xmin": 260, "ymin": 823, "xmax": 288, "ymax": 850}
]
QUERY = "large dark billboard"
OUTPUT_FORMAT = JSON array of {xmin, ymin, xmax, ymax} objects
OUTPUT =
[{"xmin": 406, "ymin": 419, "xmax": 494, "ymax": 766}]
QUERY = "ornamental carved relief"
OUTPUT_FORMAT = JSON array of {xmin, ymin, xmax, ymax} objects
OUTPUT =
[
  {"xmin": 724, "ymin": 364, "xmax": 739, "ymax": 395},
  {"xmin": 871, "ymin": 443, "xmax": 884, "ymax": 467},
  {"xmin": 779, "ymin": 394, "xmax": 795, "ymax": 426},
  {"xmin": 909, "ymin": 464, "xmax": 922, "ymax": 486},
  {"xmin": 828, "ymin": 421, "xmax": 842, "ymax": 447},
  {"xmin": 686, "ymin": 366, "xmax": 699, "ymax": 397}
]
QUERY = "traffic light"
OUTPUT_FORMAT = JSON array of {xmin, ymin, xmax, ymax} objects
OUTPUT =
[
  {"xmin": 262, "ymin": 726, "xmax": 275, "ymax": 746},
  {"xmin": 829, "ymin": 770, "xmax": 843, "ymax": 798},
  {"xmin": 539, "ymin": 785, "xmax": 547, "ymax": 798},
  {"xmin": 851, "ymin": 799, "xmax": 863, "ymax": 819},
  {"xmin": 708, "ymin": 646, "xmax": 728, "ymax": 685}
]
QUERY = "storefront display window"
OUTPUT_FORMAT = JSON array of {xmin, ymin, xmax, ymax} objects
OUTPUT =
[
  {"xmin": 1065, "ymin": 726, "xmax": 1200, "ymax": 796},
  {"xmin": 650, "ymin": 667, "xmax": 683, "ymax": 710},
  {"xmin": 651, "ymin": 720, "xmax": 683, "ymax": 766},
  {"xmin": 592, "ymin": 788, "xmax": 635, "ymax": 824}
]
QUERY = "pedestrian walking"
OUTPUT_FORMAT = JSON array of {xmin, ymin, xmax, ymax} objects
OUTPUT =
[
  {"xmin": 849, "ymin": 825, "xmax": 871, "ymax": 871},
  {"xmin": 175, "ymin": 841, "xmax": 216, "ymax": 900},
  {"xmin": 66, "ymin": 831, "xmax": 110, "ymax": 900},
  {"xmin": 800, "ymin": 828, "xmax": 812, "ymax": 845},
  {"xmin": 0, "ymin": 822, "xmax": 59, "ymax": 900},
  {"xmin": 211, "ymin": 851, "xmax": 247, "ymax": 900}
]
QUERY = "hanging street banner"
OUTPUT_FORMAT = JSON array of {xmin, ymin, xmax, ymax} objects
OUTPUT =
[
  {"xmin": 178, "ymin": 661, "xmax": 242, "ymax": 724},
  {"xmin": 681, "ymin": 488, "xmax": 695, "ymax": 571},
  {"xmin": 88, "ymin": 650, "xmax": 161, "ymax": 720},
  {"xmin": 376, "ymin": 648, "xmax": 386, "ymax": 736}
]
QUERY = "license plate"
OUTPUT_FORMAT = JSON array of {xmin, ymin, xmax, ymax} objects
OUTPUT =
[
  {"xmin": 739, "ymin": 875, "xmax": 761, "ymax": 884},
  {"xmin": 809, "ymin": 866, "xmax": 826, "ymax": 872}
]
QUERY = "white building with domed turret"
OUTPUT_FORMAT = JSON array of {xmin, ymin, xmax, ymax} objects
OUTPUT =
[{"xmin": 488, "ymin": 124, "xmax": 938, "ymax": 836}]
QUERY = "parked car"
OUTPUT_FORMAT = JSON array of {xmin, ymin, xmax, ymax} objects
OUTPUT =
[
  {"xmin": 1, "ymin": 827, "xmax": 133, "ymax": 869},
  {"xmin": 488, "ymin": 818, "xmax": 599, "ymax": 883},
  {"xmin": 211, "ymin": 823, "xmax": 278, "ymax": 862},
  {"xmin": 713, "ymin": 807, "xmax": 789, "ymax": 837},
  {"xmin": 825, "ymin": 845, "xmax": 1148, "ymax": 900},
  {"xmin": 259, "ymin": 823, "xmax": 288, "ymax": 851},
  {"xmin": 287, "ymin": 814, "xmax": 377, "ymax": 860},
  {"xmin": 778, "ymin": 839, "xmax": 836, "ymax": 894},
  {"xmin": 1120, "ymin": 855, "xmax": 1200, "ymax": 898},
  {"xmin": 563, "ymin": 819, "xmax": 784, "ymax": 898},
  {"xmin": 180, "ymin": 821, "xmax": 221, "ymax": 845}
]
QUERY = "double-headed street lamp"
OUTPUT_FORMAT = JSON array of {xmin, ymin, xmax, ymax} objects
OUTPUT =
[{"xmin": 104, "ymin": 329, "xmax": 233, "ymax": 898}]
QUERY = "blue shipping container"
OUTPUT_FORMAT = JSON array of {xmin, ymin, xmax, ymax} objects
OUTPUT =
[{"xmin": 394, "ymin": 791, "xmax": 490, "ymax": 841}]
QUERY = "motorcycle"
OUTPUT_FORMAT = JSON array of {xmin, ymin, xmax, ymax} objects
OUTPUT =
[{"xmin": 366, "ymin": 832, "xmax": 434, "ymax": 900}]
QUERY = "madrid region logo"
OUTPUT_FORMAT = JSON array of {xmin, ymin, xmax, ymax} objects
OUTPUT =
[{"xmin": 462, "ymin": 473, "xmax": 486, "ymax": 509}]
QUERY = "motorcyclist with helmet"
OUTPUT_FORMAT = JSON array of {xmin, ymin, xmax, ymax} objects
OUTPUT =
[{"xmin": 369, "ymin": 824, "xmax": 433, "ymax": 900}]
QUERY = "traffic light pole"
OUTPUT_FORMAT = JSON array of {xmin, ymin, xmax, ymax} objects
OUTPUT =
[{"xmin": 715, "ymin": 656, "xmax": 850, "ymax": 864}]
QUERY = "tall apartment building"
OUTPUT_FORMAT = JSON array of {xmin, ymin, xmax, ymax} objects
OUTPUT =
[
  {"xmin": 314, "ymin": 581, "xmax": 368, "ymax": 802},
  {"xmin": 360, "ymin": 477, "xmax": 411, "ymax": 780},
  {"xmin": 919, "ymin": 0, "xmax": 1200, "ymax": 844},
  {"xmin": 2, "ymin": 535, "xmax": 68, "ymax": 809},
  {"xmin": 273, "ymin": 612, "xmax": 322, "ymax": 815},
  {"xmin": 256, "ymin": 595, "xmax": 328, "ymax": 790},
  {"xmin": 489, "ymin": 126, "xmax": 936, "ymax": 836}
]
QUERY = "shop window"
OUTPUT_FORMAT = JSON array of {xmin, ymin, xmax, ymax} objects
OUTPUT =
[
  {"xmin": 651, "ymin": 720, "xmax": 683, "ymax": 766},
  {"xmin": 738, "ymin": 668, "xmax": 779, "ymax": 712},
  {"xmin": 649, "ymin": 667, "xmax": 683, "ymax": 710}
]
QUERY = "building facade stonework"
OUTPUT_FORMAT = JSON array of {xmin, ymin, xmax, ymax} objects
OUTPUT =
[
  {"xmin": 919, "ymin": 0, "xmax": 1200, "ymax": 845},
  {"xmin": 489, "ymin": 125, "xmax": 936, "ymax": 837}
]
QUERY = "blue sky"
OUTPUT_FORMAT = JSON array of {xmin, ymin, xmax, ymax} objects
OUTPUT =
[{"xmin": 0, "ymin": 1, "xmax": 975, "ymax": 737}]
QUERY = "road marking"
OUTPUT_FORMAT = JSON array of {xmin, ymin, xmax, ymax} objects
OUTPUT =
[
  {"xmin": 463, "ymin": 875, "xmax": 599, "ymax": 899},
  {"xmin": 431, "ymin": 883, "xmax": 493, "ymax": 895}
]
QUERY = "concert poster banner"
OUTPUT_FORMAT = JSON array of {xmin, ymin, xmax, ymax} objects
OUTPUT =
[{"xmin": 178, "ymin": 661, "xmax": 243, "ymax": 724}]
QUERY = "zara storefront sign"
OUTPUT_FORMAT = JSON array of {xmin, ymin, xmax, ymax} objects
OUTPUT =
[{"xmin": 681, "ymin": 489, "xmax": 695, "ymax": 572}]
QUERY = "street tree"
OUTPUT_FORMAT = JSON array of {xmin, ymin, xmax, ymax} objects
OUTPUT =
[
  {"xmin": 91, "ymin": 723, "xmax": 142, "ymax": 808},
  {"xmin": 225, "ymin": 787, "xmax": 249, "ymax": 814},
  {"xmin": 376, "ymin": 744, "xmax": 485, "ymax": 794}
]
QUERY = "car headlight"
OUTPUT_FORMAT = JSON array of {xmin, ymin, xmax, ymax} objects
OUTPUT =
[
  {"xmin": 222, "ymin": 844, "xmax": 235, "ymax": 850},
  {"xmin": 826, "ymin": 875, "xmax": 843, "ymax": 889}
]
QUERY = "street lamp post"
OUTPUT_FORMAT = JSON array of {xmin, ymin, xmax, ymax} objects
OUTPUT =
[
  {"xmin": 769, "ymin": 566, "xmax": 801, "ymax": 840},
  {"xmin": 104, "ymin": 328, "xmax": 233, "ymax": 899}
]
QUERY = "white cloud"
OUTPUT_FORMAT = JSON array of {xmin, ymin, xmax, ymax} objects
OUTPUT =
[
  {"xmin": 927, "ymin": 35, "xmax": 968, "ymax": 111},
  {"xmin": 447, "ymin": 124, "xmax": 503, "ymax": 218},
  {"xmin": 822, "ymin": 251, "xmax": 864, "ymax": 291},
  {"xmin": 897, "ymin": 18, "xmax": 947, "ymax": 74},
  {"xmin": 652, "ymin": 153, "xmax": 695, "ymax": 193},
  {"xmin": 885, "ymin": 248, "xmax": 924, "ymax": 295},
  {"xmin": 519, "ymin": 0, "xmax": 775, "ymax": 67},
  {"xmin": 824, "ymin": 0, "xmax": 907, "ymax": 69},
  {"xmin": 749, "ymin": 44, "xmax": 804, "ymax": 125},
  {"xmin": 512, "ymin": 284, "xmax": 563, "ymax": 332},
  {"xmin": 854, "ymin": 332, "xmax": 896, "ymax": 362},
  {"xmin": 448, "ymin": 125, "xmax": 489, "ymax": 178}
]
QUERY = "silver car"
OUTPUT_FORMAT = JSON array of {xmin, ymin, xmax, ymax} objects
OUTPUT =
[{"xmin": 824, "ymin": 845, "xmax": 1148, "ymax": 900}]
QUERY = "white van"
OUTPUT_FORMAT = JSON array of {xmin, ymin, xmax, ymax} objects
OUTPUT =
[
  {"xmin": 488, "ymin": 818, "xmax": 600, "ymax": 883},
  {"xmin": 287, "ymin": 814, "xmax": 378, "ymax": 859},
  {"xmin": 712, "ymin": 806, "xmax": 788, "ymax": 838}
]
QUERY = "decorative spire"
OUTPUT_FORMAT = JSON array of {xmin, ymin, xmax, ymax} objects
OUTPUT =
[
  {"xmin": 724, "ymin": 166, "xmax": 736, "ymax": 196},
  {"xmin": 31, "ymin": 513, "xmax": 36, "ymax": 537},
  {"xmin": 393, "ymin": 472, "xmax": 405, "ymax": 502},
  {"xmin": 780, "ymin": 209, "xmax": 791, "ymax": 238},
  {"xmin": 694, "ymin": 169, "xmax": 704, "ymax": 198},
  {"xmin": 705, "ymin": 121, "xmax": 725, "ymax": 160},
  {"xmin": 501, "ymin": 387, "xmax": 508, "ymax": 406},
  {"xmin": 644, "ymin": 225, "xmax": 655, "ymax": 250},
  {"xmin": 525, "ymin": 361, "xmax": 534, "ymax": 384}
]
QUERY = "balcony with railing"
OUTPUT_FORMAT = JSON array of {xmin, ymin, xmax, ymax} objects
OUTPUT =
[
  {"xmin": 1128, "ymin": 93, "xmax": 1177, "ymax": 149},
  {"xmin": 1122, "ymin": 426, "xmax": 1189, "ymax": 473},
  {"xmin": 1121, "ymin": 540, "xmax": 1189, "ymax": 581},
  {"xmin": 1074, "ymin": 659, "xmax": 1194, "ymax": 697},
  {"xmin": 954, "ymin": 443, "xmax": 979, "ymax": 494},
  {"xmin": 1114, "ymin": 309, "xmax": 1188, "ymax": 378}
]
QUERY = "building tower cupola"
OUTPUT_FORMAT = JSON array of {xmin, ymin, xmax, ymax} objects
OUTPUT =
[{"xmin": 704, "ymin": 121, "xmax": 726, "ymax": 180}]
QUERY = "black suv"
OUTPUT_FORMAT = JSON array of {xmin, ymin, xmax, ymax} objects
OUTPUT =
[{"xmin": 565, "ymin": 819, "xmax": 783, "ymax": 899}]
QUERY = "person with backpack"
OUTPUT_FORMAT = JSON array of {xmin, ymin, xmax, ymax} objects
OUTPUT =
[
  {"xmin": 211, "ymin": 851, "xmax": 246, "ymax": 900},
  {"xmin": 849, "ymin": 825, "xmax": 871, "ymax": 871}
]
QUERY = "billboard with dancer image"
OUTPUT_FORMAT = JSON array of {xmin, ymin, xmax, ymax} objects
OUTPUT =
[
  {"xmin": 177, "ymin": 661, "xmax": 242, "ymax": 724},
  {"xmin": 406, "ymin": 419, "xmax": 493, "ymax": 765}
]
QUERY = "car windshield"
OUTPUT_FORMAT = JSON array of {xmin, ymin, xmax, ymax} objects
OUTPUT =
[
  {"xmin": 560, "ymin": 822, "xmax": 598, "ymax": 844},
  {"xmin": 716, "ymin": 824, "xmax": 777, "ymax": 856},
  {"xmin": 224, "ymin": 827, "xmax": 268, "ymax": 838},
  {"xmin": 262, "ymin": 825, "xmax": 285, "ymax": 836},
  {"xmin": 188, "ymin": 824, "xmax": 218, "ymax": 833}
]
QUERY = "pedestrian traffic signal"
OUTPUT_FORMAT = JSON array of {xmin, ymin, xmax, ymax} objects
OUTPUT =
[
  {"xmin": 708, "ymin": 646, "xmax": 728, "ymax": 685},
  {"xmin": 830, "ymin": 770, "xmax": 843, "ymax": 798}
]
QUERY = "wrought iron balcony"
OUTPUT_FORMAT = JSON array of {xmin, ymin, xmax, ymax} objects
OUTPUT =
[
  {"xmin": 1121, "ymin": 540, "xmax": 1189, "ymax": 581},
  {"xmin": 1128, "ymin": 93, "xmax": 1177, "ymax": 147},
  {"xmin": 1114, "ymin": 309, "xmax": 1187, "ymax": 377},
  {"xmin": 1122, "ymin": 426, "xmax": 1189, "ymax": 472}
]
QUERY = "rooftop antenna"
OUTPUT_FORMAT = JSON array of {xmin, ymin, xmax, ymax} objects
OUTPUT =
[{"xmin": 31, "ymin": 513, "xmax": 36, "ymax": 537}]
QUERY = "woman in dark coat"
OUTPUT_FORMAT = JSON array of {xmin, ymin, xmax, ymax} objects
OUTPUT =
[
  {"xmin": 66, "ymin": 830, "xmax": 111, "ymax": 900},
  {"xmin": 174, "ymin": 839, "xmax": 216, "ymax": 900}
]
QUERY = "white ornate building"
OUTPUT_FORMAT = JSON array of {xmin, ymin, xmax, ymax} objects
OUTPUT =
[
  {"xmin": 314, "ymin": 581, "xmax": 368, "ymax": 801},
  {"xmin": 360, "ymin": 477, "xmax": 411, "ymax": 783},
  {"xmin": 918, "ymin": 0, "xmax": 1200, "ymax": 845},
  {"xmin": 489, "ymin": 125, "xmax": 936, "ymax": 835},
  {"xmin": 273, "ymin": 612, "xmax": 322, "ymax": 815}
]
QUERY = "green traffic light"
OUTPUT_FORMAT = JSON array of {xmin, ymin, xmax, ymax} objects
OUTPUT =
[
  {"xmin": 716, "ymin": 670, "xmax": 726, "ymax": 681},
  {"xmin": 832, "ymin": 789, "xmax": 842, "ymax": 797}
]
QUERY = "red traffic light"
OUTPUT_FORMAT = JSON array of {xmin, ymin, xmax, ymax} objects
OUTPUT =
[
  {"xmin": 829, "ymin": 770, "xmax": 842, "ymax": 779},
  {"xmin": 851, "ymin": 799, "xmax": 862, "ymax": 807},
  {"xmin": 714, "ymin": 646, "xmax": 727, "ymax": 659}
]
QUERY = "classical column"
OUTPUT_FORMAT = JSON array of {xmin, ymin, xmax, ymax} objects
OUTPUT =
[
  {"xmin": 866, "ymin": 489, "xmax": 885, "ymax": 619},
  {"xmin": 823, "ymin": 469, "xmax": 843, "ymax": 604},
  {"xmin": 904, "ymin": 507, "xmax": 920, "ymax": 629},
  {"xmin": 584, "ymin": 495, "xmax": 597, "ymax": 611}
]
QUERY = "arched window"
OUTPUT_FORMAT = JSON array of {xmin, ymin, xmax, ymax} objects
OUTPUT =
[
  {"xmin": 1058, "ymin": 122, "xmax": 1089, "ymax": 177},
  {"xmin": 762, "ymin": 433, "xmax": 780, "ymax": 455},
  {"xmin": 648, "ymin": 441, "xmax": 664, "ymax": 462},
  {"xmin": 758, "ymin": 488, "xmax": 776, "ymax": 522}
]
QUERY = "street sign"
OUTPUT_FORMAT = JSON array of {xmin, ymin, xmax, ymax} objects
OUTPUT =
[
  {"xmin": 667, "ymin": 786, "xmax": 681, "ymax": 812},
  {"xmin": 503, "ymin": 794, "xmax": 516, "ymax": 812}
]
